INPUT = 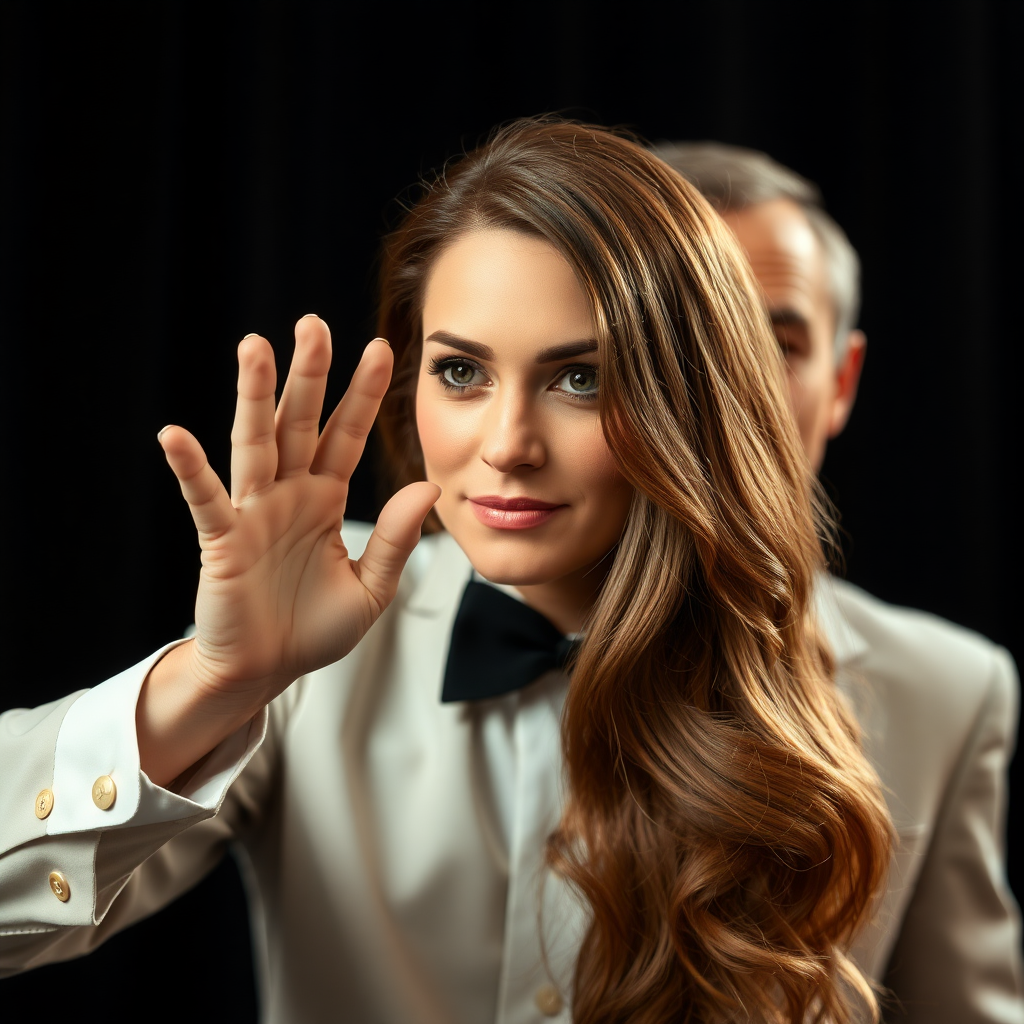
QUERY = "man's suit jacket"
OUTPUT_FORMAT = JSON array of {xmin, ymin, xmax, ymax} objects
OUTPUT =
[
  {"xmin": 825, "ymin": 576, "xmax": 1023, "ymax": 1021},
  {"xmin": 1, "ymin": 526, "xmax": 1021, "ymax": 1022}
]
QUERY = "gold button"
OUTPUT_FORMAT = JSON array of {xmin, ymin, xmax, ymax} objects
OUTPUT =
[
  {"xmin": 92, "ymin": 775, "xmax": 116, "ymax": 810},
  {"xmin": 534, "ymin": 984, "xmax": 564, "ymax": 1016},
  {"xmin": 34, "ymin": 788, "xmax": 54, "ymax": 819},
  {"xmin": 48, "ymin": 870, "xmax": 71, "ymax": 902}
]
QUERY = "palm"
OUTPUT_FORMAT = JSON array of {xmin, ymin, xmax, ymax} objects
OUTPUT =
[
  {"xmin": 160, "ymin": 317, "xmax": 438, "ymax": 712},
  {"xmin": 192, "ymin": 472, "xmax": 364, "ymax": 698}
]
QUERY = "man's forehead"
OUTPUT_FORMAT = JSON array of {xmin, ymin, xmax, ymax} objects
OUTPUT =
[{"xmin": 721, "ymin": 199, "xmax": 830, "ymax": 320}]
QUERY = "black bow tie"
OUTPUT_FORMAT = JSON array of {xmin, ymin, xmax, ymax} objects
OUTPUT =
[{"xmin": 441, "ymin": 580, "xmax": 579, "ymax": 703}]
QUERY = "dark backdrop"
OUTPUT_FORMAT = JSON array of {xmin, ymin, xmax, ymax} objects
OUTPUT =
[{"xmin": 2, "ymin": 2, "xmax": 1020, "ymax": 1019}]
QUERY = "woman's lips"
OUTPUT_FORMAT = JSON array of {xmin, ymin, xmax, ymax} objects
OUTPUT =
[{"xmin": 468, "ymin": 496, "xmax": 565, "ymax": 530}]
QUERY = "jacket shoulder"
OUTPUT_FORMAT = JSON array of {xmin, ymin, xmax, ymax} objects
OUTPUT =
[
  {"xmin": 826, "ymin": 577, "xmax": 1019, "ymax": 827},
  {"xmin": 829, "ymin": 577, "xmax": 1017, "ymax": 709}
]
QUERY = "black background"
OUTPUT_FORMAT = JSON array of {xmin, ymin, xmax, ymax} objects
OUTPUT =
[{"xmin": 2, "ymin": 2, "xmax": 1020, "ymax": 1019}]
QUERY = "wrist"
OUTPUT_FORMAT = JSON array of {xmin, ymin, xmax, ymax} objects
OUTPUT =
[{"xmin": 136, "ymin": 640, "xmax": 267, "ymax": 787}]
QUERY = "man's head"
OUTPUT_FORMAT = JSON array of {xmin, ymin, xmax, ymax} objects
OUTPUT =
[{"xmin": 652, "ymin": 142, "xmax": 866, "ymax": 471}]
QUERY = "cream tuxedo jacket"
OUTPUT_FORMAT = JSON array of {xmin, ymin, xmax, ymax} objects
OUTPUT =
[
  {"xmin": 1, "ymin": 525, "xmax": 1021, "ymax": 1023},
  {"xmin": 822, "ymin": 575, "xmax": 1023, "ymax": 1021}
]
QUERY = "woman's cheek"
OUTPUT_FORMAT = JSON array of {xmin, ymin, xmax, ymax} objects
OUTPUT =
[
  {"xmin": 415, "ymin": 384, "xmax": 451, "ymax": 476},
  {"xmin": 415, "ymin": 389, "xmax": 475, "ymax": 481},
  {"xmin": 578, "ymin": 416, "xmax": 626, "ymax": 487},
  {"xmin": 415, "ymin": 391, "xmax": 439, "ymax": 478},
  {"xmin": 577, "ymin": 421, "xmax": 634, "ymax": 522}
]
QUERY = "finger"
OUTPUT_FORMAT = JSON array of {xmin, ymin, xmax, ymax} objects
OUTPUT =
[
  {"xmin": 275, "ymin": 315, "xmax": 332, "ymax": 478},
  {"xmin": 230, "ymin": 334, "xmax": 278, "ymax": 505},
  {"xmin": 158, "ymin": 425, "xmax": 235, "ymax": 538},
  {"xmin": 310, "ymin": 338, "xmax": 393, "ymax": 482},
  {"xmin": 354, "ymin": 482, "xmax": 441, "ymax": 613}
]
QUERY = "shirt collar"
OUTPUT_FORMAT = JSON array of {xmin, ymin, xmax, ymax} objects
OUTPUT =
[
  {"xmin": 406, "ymin": 530, "xmax": 472, "ymax": 617},
  {"xmin": 406, "ymin": 535, "xmax": 857, "ymax": 662}
]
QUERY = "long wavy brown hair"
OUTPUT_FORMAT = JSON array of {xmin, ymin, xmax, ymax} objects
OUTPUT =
[{"xmin": 375, "ymin": 117, "xmax": 892, "ymax": 1023}]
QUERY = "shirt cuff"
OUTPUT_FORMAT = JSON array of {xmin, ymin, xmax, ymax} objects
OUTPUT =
[{"xmin": 45, "ymin": 641, "xmax": 267, "ymax": 835}]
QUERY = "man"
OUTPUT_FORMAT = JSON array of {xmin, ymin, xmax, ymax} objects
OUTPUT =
[{"xmin": 653, "ymin": 141, "xmax": 1024, "ymax": 1023}]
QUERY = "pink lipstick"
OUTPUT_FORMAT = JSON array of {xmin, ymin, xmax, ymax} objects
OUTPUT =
[{"xmin": 468, "ymin": 495, "xmax": 565, "ymax": 530}]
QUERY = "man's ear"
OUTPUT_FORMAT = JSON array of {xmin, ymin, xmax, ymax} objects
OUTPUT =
[{"xmin": 828, "ymin": 330, "xmax": 866, "ymax": 438}]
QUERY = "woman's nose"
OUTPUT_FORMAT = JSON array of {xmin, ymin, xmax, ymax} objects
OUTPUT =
[{"xmin": 479, "ymin": 389, "xmax": 546, "ymax": 472}]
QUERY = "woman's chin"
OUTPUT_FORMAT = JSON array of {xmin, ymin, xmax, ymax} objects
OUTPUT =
[{"xmin": 466, "ymin": 552, "xmax": 561, "ymax": 588}]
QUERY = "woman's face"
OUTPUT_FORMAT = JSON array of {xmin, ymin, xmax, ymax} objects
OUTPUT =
[{"xmin": 415, "ymin": 228, "xmax": 633, "ymax": 619}]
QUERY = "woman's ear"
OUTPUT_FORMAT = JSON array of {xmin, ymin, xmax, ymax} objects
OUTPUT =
[{"xmin": 827, "ymin": 330, "xmax": 866, "ymax": 439}]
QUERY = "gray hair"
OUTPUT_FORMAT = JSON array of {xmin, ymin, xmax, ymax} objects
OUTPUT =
[{"xmin": 651, "ymin": 142, "xmax": 860, "ymax": 359}]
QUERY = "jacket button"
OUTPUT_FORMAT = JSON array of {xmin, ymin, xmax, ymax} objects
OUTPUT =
[
  {"xmin": 35, "ymin": 788, "xmax": 54, "ymax": 819},
  {"xmin": 534, "ymin": 984, "xmax": 564, "ymax": 1016},
  {"xmin": 92, "ymin": 775, "xmax": 116, "ymax": 810},
  {"xmin": 48, "ymin": 871, "xmax": 71, "ymax": 902}
]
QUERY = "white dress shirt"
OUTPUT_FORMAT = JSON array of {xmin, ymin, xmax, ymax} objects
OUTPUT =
[
  {"xmin": 1, "ymin": 525, "xmax": 1021, "ymax": 1023},
  {"xmin": 0, "ymin": 525, "xmax": 586, "ymax": 1023}
]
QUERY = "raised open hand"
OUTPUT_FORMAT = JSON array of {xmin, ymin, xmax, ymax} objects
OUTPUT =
[{"xmin": 138, "ymin": 315, "xmax": 439, "ymax": 784}]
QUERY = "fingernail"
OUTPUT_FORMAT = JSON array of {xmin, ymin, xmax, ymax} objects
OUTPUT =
[
  {"xmin": 372, "ymin": 337, "xmax": 391, "ymax": 348},
  {"xmin": 241, "ymin": 332, "xmax": 260, "ymax": 340},
  {"xmin": 302, "ymin": 312, "xmax": 319, "ymax": 319},
  {"xmin": 157, "ymin": 425, "xmax": 171, "ymax": 442}
]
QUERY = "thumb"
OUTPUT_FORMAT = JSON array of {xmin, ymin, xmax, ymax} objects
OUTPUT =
[{"xmin": 355, "ymin": 482, "xmax": 442, "ymax": 612}]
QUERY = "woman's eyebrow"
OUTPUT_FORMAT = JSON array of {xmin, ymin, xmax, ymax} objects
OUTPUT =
[
  {"xmin": 423, "ymin": 331, "xmax": 494, "ymax": 360},
  {"xmin": 535, "ymin": 339, "xmax": 598, "ymax": 362},
  {"xmin": 424, "ymin": 330, "xmax": 598, "ymax": 364}
]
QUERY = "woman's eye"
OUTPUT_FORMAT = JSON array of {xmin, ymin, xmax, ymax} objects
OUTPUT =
[
  {"xmin": 444, "ymin": 362, "xmax": 479, "ymax": 386},
  {"xmin": 428, "ymin": 356, "xmax": 487, "ymax": 391},
  {"xmin": 555, "ymin": 366, "xmax": 599, "ymax": 398}
]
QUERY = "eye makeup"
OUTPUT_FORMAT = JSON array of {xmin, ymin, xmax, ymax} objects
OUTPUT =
[{"xmin": 427, "ymin": 354, "xmax": 599, "ymax": 402}]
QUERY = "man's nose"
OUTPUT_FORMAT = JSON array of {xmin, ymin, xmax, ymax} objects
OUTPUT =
[{"xmin": 479, "ymin": 388, "xmax": 546, "ymax": 472}]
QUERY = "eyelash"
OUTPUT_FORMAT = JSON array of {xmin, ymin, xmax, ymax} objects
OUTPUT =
[{"xmin": 426, "ymin": 355, "xmax": 599, "ymax": 402}]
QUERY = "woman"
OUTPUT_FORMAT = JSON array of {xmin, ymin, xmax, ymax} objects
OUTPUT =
[{"xmin": 0, "ymin": 118, "xmax": 891, "ymax": 1023}]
